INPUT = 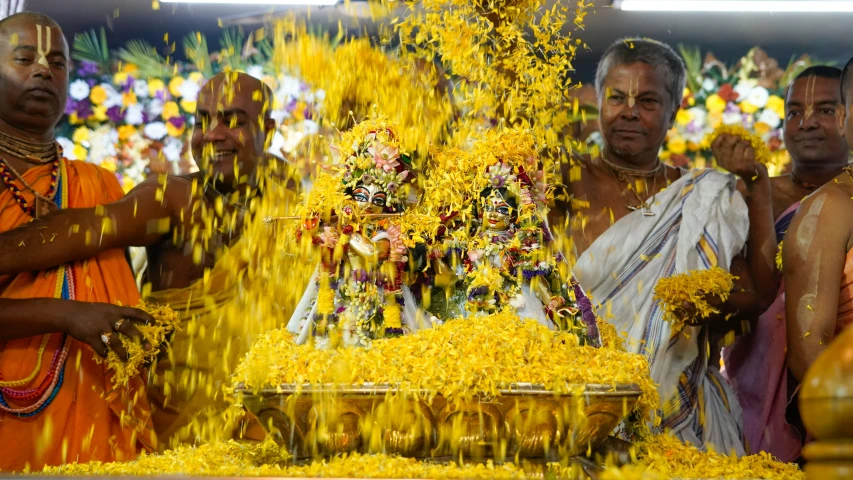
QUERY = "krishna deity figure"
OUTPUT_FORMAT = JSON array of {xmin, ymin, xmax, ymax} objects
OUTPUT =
[{"xmin": 287, "ymin": 120, "xmax": 423, "ymax": 348}]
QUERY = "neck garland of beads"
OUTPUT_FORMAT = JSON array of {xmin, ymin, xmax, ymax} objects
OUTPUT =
[
  {"xmin": 0, "ymin": 156, "xmax": 60, "ymax": 218},
  {"xmin": 0, "ymin": 159, "xmax": 73, "ymax": 417}
]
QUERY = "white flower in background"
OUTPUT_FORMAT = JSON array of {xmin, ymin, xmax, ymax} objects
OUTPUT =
[
  {"xmin": 147, "ymin": 98, "xmax": 164, "ymax": 117},
  {"xmin": 746, "ymin": 86, "xmax": 770, "ymax": 109},
  {"xmin": 124, "ymin": 163, "xmax": 143, "ymax": 183},
  {"xmin": 69, "ymin": 79, "xmax": 90, "ymax": 101},
  {"xmin": 267, "ymin": 131, "xmax": 286, "ymax": 159},
  {"xmin": 133, "ymin": 79, "xmax": 149, "ymax": 99},
  {"xmin": 303, "ymin": 119, "xmax": 319, "ymax": 135},
  {"xmin": 702, "ymin": 78, "xmax": 717, "ymax": 92},
  {"xmin": 315, "ymin": 89, "xmax": 326, "ymax": 101},
  {"xmin": 88, "ymin": 126, "xmax": 117, "ymax": 165},
  {"xmin": 144, "ymin": 122, "xmax": 168, "ymax": 140},
  {"xmin": 723, "ymin": 111, "xmax": 743, "ymax": 125},
  {"xmin": 162, "ymin": 138, "xmax": 183, "ymax": 162},
  {"xmin": 56, "ymin": 137, "xmax": 76, "ymax": 159},
  {"xmin": 733, "ymin": 79, "xmax": 758, "ymax": 102},
  {"xmin": 100, "ymin": 84, "xmax": 123, "ymax": 108},
  {"xmin": 177, "ymin": 80, "xmax": 201, "ymax": 102},
  {"xmin": 124, "ymin": 104, "xmax": 144, "ymax": 125},
  {"xmin": 757, "ymin": 108, "xmax": 782, "ymax": 129},
  {"xmin": 278, "ymin": 75, "xmax": 302, "ymax": 99},
  {"xmin": 687, "ymin": 106, "xmax": 707, "ymax": 126},
  {"xmin": 270, "ymin": 109, "xmax": 287, "ymax": 126},
  {"xmin": 247, "ymin": 65, "xmax": 265, "ymax": 80}
]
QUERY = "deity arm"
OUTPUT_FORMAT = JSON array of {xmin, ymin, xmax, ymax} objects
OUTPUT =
[
  {"xmin": 784, "ymin": 188, "xmax": 850, "ymax": 381},
  {"xmin": 0, "ymin": 175, "xmax": 184, "ymax": 275},
  {"xmin": 349, "ymin": 232, "xmax": 391, "ymax": 263}
]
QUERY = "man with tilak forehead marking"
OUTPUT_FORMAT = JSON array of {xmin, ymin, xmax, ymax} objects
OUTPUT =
[
  {"xmin": 0, "ymin": 12, "xmax": 158, "ymax": 471},
  {"xmin": 783, "ymin": 56, "xmax": 853, "ymax": 445},
  {"xmin": 0, "ymin": 70, "xmax": 300, "ymax": 450},
  {"xmin": 714, "ymin": 66, "xmax": 850, "ymax": 462},
  {"xmin": 553, "ymin": 38, "xmax": 763, "ymax": 455}
]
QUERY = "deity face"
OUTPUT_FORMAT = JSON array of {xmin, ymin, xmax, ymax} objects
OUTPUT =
[
  {"xmin": 352, "ymin": 183, "xmax": 388, "ymax": 215},
  {"xmin": 482, "ymin": 191, "xmax": 512, "ymax": 232}
]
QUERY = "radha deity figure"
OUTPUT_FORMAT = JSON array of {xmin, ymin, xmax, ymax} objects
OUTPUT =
[
  {"xmin": 287, "ymin": 121, "xmax": 423, "ymax": 348},
  {"xmin": 423, "ymin": 133, "xmax": 600, "ymax": 346}
]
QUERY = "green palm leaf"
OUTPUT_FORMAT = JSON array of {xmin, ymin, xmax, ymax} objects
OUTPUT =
[
  {"xmin": 678, "ymin": 43, "xmax": 703, "ymax": 94},
  {"xmin": 117, "ymin": 40, "xmax": 173, "ymax": 79},
  {"xmin": 184, "ymin": 32, "xmax": 214, "ymax": 77},
  {"xmin": 219, "ymin": 27, "xmax": 247, "ymax": 71},
  {"xmin": 780, "ymin": 56, "xmax": 837, "ymax": 88},
  {"xmin": 72, "ymin": 28, "xmax": 110, "ymax": 71}
]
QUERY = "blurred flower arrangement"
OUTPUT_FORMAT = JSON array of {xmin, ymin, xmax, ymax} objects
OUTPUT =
[
  {"xmin": 660, "ymin": 46, "xmax": 826, "ymax": 175},
  {"xmin": 57, "ymin": 28, "xmax": 322, "ymax": 191}
]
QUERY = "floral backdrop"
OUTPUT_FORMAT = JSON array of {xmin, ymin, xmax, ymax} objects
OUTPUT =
[
  {"xmin": 58, "ymin": 29, "xmax": 322, "ymax": 192},
  {"xmin": 59, "ymin": 30, "xmax": 823, "ymax": 190},
  {"xmin": 660, "ymin": 46, "xmax": 826, "ymax": 175}
]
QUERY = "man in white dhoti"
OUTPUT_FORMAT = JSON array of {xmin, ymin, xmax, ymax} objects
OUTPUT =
[{"xmin": 552, "ymin": 38, "xmax": 763, "ymax": 455}]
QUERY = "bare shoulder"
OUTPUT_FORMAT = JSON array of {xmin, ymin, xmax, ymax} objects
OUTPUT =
[
  {"xmin": 790, "ymin": 174, "xmax": 853, "ymax": 241},
  {"xmin": 803, "ymin": 173, "xmax": 853, "ymax": 212}
]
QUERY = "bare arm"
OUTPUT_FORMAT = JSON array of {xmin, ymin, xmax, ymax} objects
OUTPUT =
[
  {"xmin": 688, "ymin": 255, "xmax": 763, "ymax": 332},
  {"xmin": 0, "ymin": 175, "xmax": 185, "ymax": 276},
  {"xmin": 784, "ymin": 188, "xmax": 850, "ymax": 381},
  {"xmin": 0, "ymin": 298, "xmax": 155, "ymax": 359},
  {"xmin": 712, "ymin": 134, "xmax": 778, "ymax": 308}
]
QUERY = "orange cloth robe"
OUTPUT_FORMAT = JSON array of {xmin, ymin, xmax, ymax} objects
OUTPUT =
[{"xmin": 0, "ymin": 160, "xmax": 155, "ymax": 472}]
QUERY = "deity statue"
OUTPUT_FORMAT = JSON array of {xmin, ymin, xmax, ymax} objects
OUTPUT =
[
  {"xmin": 287, "ymin": 121, "xmax": 423, "ymax": 348},
  {"xmin": 422, "ymin": 135, "xmax": 600, "ymax": 346}
]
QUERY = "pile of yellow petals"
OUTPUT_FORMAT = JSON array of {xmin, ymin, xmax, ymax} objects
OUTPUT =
[
  {"xmin": 702, "ymin": 124, "xmax": 772, "ymax": 165},
  {"xmin": 45, "ymin": 441, "xmax": 568, "ymax": 478},
  {"xmin": 601, "ymin": 433, "xmax": 804, "ymax": 480},
  {"xmin": 234, "ymin": 312, "xmax": 659, "ymax": 420},
  {"xmin": 93, "ymin": 302, "xmax": 180, "ymax": 386},
  {"xmin": 653, "ymin": 266, "xmax": 736, "ymax": 325}
]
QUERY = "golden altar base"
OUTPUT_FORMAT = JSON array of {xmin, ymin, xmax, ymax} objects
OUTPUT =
[{"xmin": 236, "ymin": 383, "xmax": 641, "ymax": 463}]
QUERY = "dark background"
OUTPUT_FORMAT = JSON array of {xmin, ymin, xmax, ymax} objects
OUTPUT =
[{"xmin": 31, "ymin": 0, "xmax": 853, "ymax": 83}]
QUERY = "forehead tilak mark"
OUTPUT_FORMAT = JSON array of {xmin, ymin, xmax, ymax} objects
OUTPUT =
[
  {"xmin": 35, "ymin": 24, "xmax": 50, "ymax": 68},
  {"xmin": 804, "ymin": 75, "xmax": 817, "ymax": 120},
  {"xmin": 627, "ymin": 75, "xmax": 639, "ymax": 109}
]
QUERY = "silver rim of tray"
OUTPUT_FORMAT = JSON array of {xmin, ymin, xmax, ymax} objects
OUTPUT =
[{"xmin": 234, "ymin": 383, "xmax": 642, "ymax": 397}]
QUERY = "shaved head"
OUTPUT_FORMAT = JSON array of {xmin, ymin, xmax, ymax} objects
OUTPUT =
[{"xmin": 192, "ymin": 71, "xmax": 277, "ymax": 191}]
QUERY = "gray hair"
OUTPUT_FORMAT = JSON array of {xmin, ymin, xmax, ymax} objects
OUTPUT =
[{"xmin": 594, "ymin": 38, "xmax": 686, "ymax": 114}]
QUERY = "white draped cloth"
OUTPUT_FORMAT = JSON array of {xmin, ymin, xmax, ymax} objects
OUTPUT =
[{"xmin": 574, "ymin": 169, "xmax": 748, "ymax": 455}]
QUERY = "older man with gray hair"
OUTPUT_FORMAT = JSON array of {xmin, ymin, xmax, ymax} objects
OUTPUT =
[{"xmin": 553, "ymin": 38, "xmax": 762, "ymax": 455}]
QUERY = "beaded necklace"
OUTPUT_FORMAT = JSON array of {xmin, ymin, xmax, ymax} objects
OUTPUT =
[
  {"xmin": 0, "ymin": 130, "xmax": 59, "ymax": 165},
  {"xmin": 0, "ymin": 159, "xmax": 73, "ymax": 416},
  {"xmin": 0, "ymin": 156, "xmax": 60, "ymax": 219}
]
